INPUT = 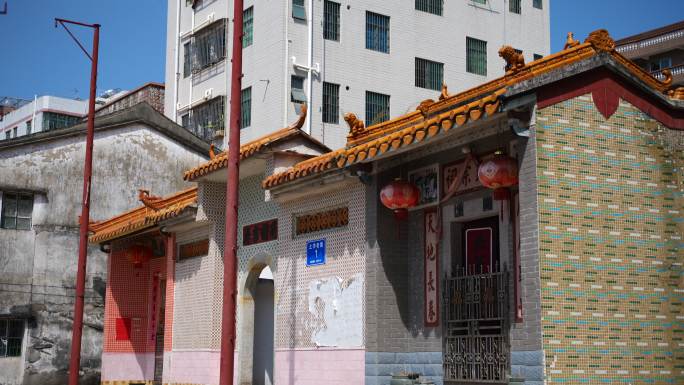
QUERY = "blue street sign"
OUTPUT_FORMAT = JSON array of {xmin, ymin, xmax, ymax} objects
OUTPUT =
[{"xmin": 306, "ymin": 239, "xmax": 326, "ymax": 266}]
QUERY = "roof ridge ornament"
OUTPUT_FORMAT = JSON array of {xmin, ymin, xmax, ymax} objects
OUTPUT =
[
  {"xmin": 209, "ymin": 144, "xmax": 216, "ymax": 159},
  {"xmin": 564, "ymin": 32, "xmax": 580, "ymax": 50},
  {"xmin": 289, "ymin": 103, "xmax": 308, "ymax": 130},
  {"xmin": 661, "ymin": 69, "xmax": 673, "ymax": 88},
  {"xmin": 439, "ymin": 83, "xmax": 450, "ymax": 100},
  {"xmin": 344, "ymin": 112, "xmax": 365, "ymax": 140},
  {"xmin": 138, "ymin": 189, "xmax": 164, "ymax": 211},
  {"xmin": 585, "ymin": 29, "xmax": 615, "ymax": 52},
  {"xmin": 417, "ymin": 99, "xmax": 435, "ymax": 117},
  {"xmin": 498, "ymin": 46, "xmax": 525, "ymax": 75}
]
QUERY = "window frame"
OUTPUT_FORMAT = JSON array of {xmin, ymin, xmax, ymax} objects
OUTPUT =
[
  {"xmin": 509, "ymin": 0, "xmax": 521, "ymax": 14},
  {"xmin": 323, "ymin": 0, "xmax": 341, "ymax": 41},
  {"xmin": 533, "ymin": 0, "xmax": 542, "ymax": 9},
  {"xmin": 1, "ymin": 192, "xmax": 33, "ymax": 230},
  {"xmin": 415, "ymin": 57, "xmax": 444, "ymax": 91},
  {"xmin": 365, "ymin": 11, "xmax": 390, "ymax": 54},
  {"xmin": 292, "ymin": 0, "xmax": 306, "ymax": 20},
  {"xmin": 0, "ymin": 319, "xmax": 25, "ymax": 357},
  {"xmin": 365, "ymin": 91, "xmax": 390, "ymax": 127},
  {"xmin": 291, "ymin": 75, "xmax": 307, "ymax": 104},
  {"xmin": 322, "ymin": 82, "xmax": 340, "ymax": 124},
  {"xmin": 466, "ymin": 36, "xmax": 487, "ymax": 76},
  {"xmin": 26, "ymin": 120, "xmax": 31, "ymax": 135},
  {"xmin": 241, "ymin": 87, "xmax": 252, "ymax": 129},
  {"xmin": 190, "ymin": 18, "xmax": 227, "ymax": 74},
  {"xmin": 415, "ymin": 0, "xmax": 443, "ymax": 16},
  {"xmin": 183, "ymin": 42, "xmax": 192, "ymax": 78},
  {"xmin": 242, "ymin": 6, "xmax": 254, "ymax": 48}
]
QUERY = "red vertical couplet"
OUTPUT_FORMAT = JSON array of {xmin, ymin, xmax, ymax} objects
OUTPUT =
[
  {"xmin": 424, "ymin": 209, "xmax": 440, "ymax": 327},
  {"xmin": 219, "ymin": 0, "xmax": 243, "ymax": 384},
  {"xmin": 66, "ymin": 20, "xmax": 99, "ymax": 385}
]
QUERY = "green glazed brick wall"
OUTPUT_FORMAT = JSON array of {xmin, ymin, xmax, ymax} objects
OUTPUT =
[{"xmin": 535, "ymin": 94, "xmax": 684, "ymax": 384}]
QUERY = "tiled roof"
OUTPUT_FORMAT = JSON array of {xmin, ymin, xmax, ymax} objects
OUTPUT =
[
  {"xmin": 183, "ymin": 105, "xmax": 319, "ymax": 181},
  {"xmin": 263, "ymin": 29, "xmax": 680, "ymax": 189},
  {"xmin": 89, "ymin": 187, "xmax": 198, "ymax": 243}
]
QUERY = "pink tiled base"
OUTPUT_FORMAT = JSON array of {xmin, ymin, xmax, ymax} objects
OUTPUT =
[
  {"xmin": 163, "ymin": 350, "xmax": 237, "ymax": 385},
  {"xmin": 274, "ymin": 348, "xmax": 365, "ymax": 385},
  {"xmin": 101, "ymin": 352, "xmax": 154, "ymax": 381}
]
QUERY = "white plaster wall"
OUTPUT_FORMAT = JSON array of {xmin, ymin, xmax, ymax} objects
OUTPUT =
[{"xmin": 165, "ymin": 0, "xmax": 550, "ymax": 150}]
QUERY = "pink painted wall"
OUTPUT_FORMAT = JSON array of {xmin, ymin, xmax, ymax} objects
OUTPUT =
[
  {"xmin": 163, "ymin": 350, "xmax": 238, "ymax": 385},
  {"xmin": 275, "ymin": 348, "xmax": 365, "ymax": 385},
  {"xmin": 101, "ymin": 352, "xmax": 154, "ymax": 381}
]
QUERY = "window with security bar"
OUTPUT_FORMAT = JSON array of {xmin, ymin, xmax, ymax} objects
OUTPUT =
[
  {"xmin": 291, "ymin": 75, "xmax": 306, "ymax": 104},
  {"xmin": 415, "ymin": 57, "xmax": 444, "ymax": 91},
  {"xmin": 42, "ymin": 112, "xmax": 81, "ymax": 131},
  {"xmin": 190, "ymin": 19, "xmax": 227, "ymax": 73},
  {"xmin": 415, "ymin": 0, "xmax": 443, "ymax": 16},
  {"xmin": 1, "ymin": 192, "xmax": 33, "ymax": 230},
  {"xmin": 466, "ymin": 37, "xmax": 487, "ymax": 76},
  {"xmin": 366, "ymin": 12, "xmax": 390, "ymax": 53},
  {"xmin": 509, "ymin": 0, "xmax": 521, "ymax": 14},
  {"xmin": 0, "ymin": 319, "xmax": 24, "ymax": 357},
  {"xmin": 533, "ymin": 0, "xmax": 542, "ymax": 9},
  {"xmin": 243, "ymin": 7, "xmax": 253, "ymax": 47},
  {"xmin": 183, "ymin": 42, "xmax": 191, "ymax": 77},
  {"xmin": 241, "ymin": 87, "xmax": 252, "ymax": 129},
  {"xmin": 188, "ymin": 96, "xmax": 225, "ymax": 141},
  {"xmin": 365, "ymin": 91, "xmax": 390, "ymax": 127},
  {"xmin": 324, "ymin": 1, "xmax": 340, "ymax": 41},
  {"xmin": 322, "ymin": 82, "xmax": 339, "ymax": 124}
]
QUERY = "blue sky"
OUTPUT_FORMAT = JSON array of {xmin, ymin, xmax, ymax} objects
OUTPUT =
[{"xmin": 1, "ymin": 1, "xmax": 683, "ymax": 100}]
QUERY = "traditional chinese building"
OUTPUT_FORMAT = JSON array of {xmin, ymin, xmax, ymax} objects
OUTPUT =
[{"xmin": 91, "ymin": 29, "xmax": 684, "ymax": 385}]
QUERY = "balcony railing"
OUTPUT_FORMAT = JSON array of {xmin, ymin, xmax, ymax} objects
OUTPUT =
[
  {"xmin": 617, "ymin": 29, "xmax": 684, "ymax": 53},
  {"xmin": 651, "ymin": 63, "xmax": 684, "ymax": 80}
]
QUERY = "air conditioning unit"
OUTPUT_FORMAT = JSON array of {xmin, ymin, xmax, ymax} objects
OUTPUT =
[{"xmin": 204, "ymin": 88, "xmax": 213, "ymax": 100}]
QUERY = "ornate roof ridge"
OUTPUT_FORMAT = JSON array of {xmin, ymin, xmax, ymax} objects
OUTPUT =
[
  {"xmin": 263, "ymin": 29, "xmax": 680, "ymax": 190},
  {"xmin": 89, "ymin": 187, "xmax": 198, "ymax": 243}
]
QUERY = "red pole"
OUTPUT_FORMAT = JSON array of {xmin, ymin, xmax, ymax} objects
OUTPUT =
[
  {"xmin": 219, "ymin": 0, "xmax": 243, "ymax": 384},
  {"xmin": 67, "ymin": 22, "xmax": 99, "ymax": 385}
]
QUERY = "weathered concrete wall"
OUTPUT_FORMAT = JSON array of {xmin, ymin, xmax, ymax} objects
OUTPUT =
[{"xmin": 0, "ymin": 124, "xmax": 206, "ymax": 385}]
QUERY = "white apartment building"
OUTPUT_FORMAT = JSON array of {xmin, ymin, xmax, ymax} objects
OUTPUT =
[
  {"xmin": 165, "ymin": 0, "xmax": 550, "ymax": 150},
  {"xmin": 0, "ymin": 96, "xmax": 87, "ymax": 141}
]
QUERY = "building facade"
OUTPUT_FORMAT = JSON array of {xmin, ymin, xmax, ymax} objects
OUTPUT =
[
  {"xmin": 0, "ymin": 103, "xmax": 209, "ymax": 385},
  {"xmin": 616, "ymin": 20, "xmax": 684, "ymax": 87},
  {"xmin": 164, "ymin": 0, "xmax": 550, "ymax": 150},
  {"xmin": 0, "ymin": 95, "xmax": 87, "ymax": 141},
  {"xmin": 93, "ymin": 29, "xmax": 684, "ymax": 385}
]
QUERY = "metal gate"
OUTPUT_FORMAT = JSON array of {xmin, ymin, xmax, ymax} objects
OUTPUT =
[{"xmin": 443, "ymin": 269, "xmax": 510, "ymax": 383}]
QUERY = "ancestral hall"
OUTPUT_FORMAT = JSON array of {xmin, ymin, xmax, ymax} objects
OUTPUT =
[{"xmin": 91, "ymin": 29, "xmax": 684, "ymax": 385}]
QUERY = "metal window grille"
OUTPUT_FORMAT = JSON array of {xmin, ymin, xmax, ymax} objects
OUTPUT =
[
  {"xmin": 191, "ymin": 19, "xmax": 227, "ymax": 73},
  {"xmin": 415, "ymin": 57, "xmax": 444, "ymax": 91},
  {"xmin": 472, "ymin": 0, "xmax": 486, "ymax": 4},
  {"xmin": 26, "ymin": 120, "xmax": 31, "ymax": 135},
  {"xmin": 188, "ymin": 96, "xmax": 225, "ymax": 141},
  {"xmin": 181, "ymin": 114, "xmax": 190, "ymax": 129},
  {"xmin": 365, "ymin": 91, "xmax": 390, "ymax": 127},
  {"xmin": 1, "ymin": 192, "xmax": 32, "ymax": 230},
  {"xmin": 292, "ymin": 0, "xmax": 306, "ymax": 20},
  {"xmin": 322, "ymin": 82, "xmax": 339, "ymax": 124},
  {"xmin": 366, "ymin": 11, "xmax": 390, "ymax": 53},
  {"xmin": 323, "ymin": 1, "xmax": 340, "ymax": 41},
  {"xmin": 12, "ymin": 127, "xmax": 17, "ymax": 137},
  {"xmin": 291, "ymin": 75, "xmax": 307, "ymax": 103},
  {"xmin": 533, "ymin": 0, "xmax": 542, "ymax": 9},
  {"xmin": 241, "ymin": 87, "xmax": 252, "ymax": 129},
  {"xmin": 415, "ymin": 0, "xmax": 443, "ymax": 16},
  {"xmin": 0, "ymin": 319, "xmax": 24, "ymax": 357},
  {"xmin": 42, "ymin": 112, "xmax": 81, "ymax": 131},
  {"xmin": 509, "ymin": 0, "xmax": 521, "ymax": 14},
  {"xmin": 243, "ymin": 7, "xmax": 253, "ymax": 48},
  {"xmin": 466, "ymin": 37, "xmax": 487, "ymax": 76},
  {"xmin": 183, "ymin": 42, "xmax": 191, "ymax": 78}
]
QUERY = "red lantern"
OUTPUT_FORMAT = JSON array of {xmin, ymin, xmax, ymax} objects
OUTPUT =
[
  {"xmin": 127, "ymin": 245, "xmax": 152, "ymax": 267},
  {"xmin": 380, "ymin": 179, "xmax": 421, "ymax": 220},
  {"xmin": 478, "ymin": 151, "xmax": 518, "ymax": 200}
]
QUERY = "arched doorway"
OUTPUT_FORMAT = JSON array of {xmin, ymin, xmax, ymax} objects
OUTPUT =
[
  {"xmin": 237, "ymin": 260, "xmax": 274, "ymax": 385},
  {"xmin": 252, "ymin": 266, "xmax": 274, "ymax": 385}
]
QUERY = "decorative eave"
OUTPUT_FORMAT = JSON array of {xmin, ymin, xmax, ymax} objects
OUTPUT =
[
  {"xmin": 89, "ymin": 187, "xmax": 198, "ymax": 244},
  {"xmin": 262, "ymin": 29, "xmax": 682, "ymax": 190},
  {"xmin": 183, "ymin": 105, "xmax": 327, "ymax": 181}
]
